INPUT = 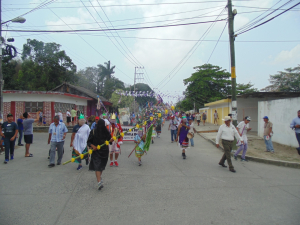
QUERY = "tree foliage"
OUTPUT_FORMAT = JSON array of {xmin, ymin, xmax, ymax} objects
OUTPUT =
[
  {"xmin": 177, "ymin": 64, "xmax": 259, "ymax": 111},
  {"xmin": 20, "ymin": 39, "xmax": 77, "ymax": 91},
  {"xmin": 261, "ymin": 65, "xmax": 300, "ymax": 92}
]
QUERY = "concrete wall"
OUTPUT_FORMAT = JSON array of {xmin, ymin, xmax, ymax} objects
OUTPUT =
[{"xmin": 258, "ymin": 97, "xmax": 300, "ymax": 147}]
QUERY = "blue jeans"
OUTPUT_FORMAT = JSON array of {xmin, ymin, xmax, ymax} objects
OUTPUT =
[
  {"xmin": 190, "ymin": 138, "xmax": 194, "ymax": 146},
  {"xmin": 18, "ymin": 130, "xmax": 23, "ymax": 145},
  {"xmin": 4, "ymin": 137, "xmax": 16, "ymax": 160},
  {"xmin": 264, "ymin": 136, "xmax": 274, "ymax": 152},
  {"xmin": 296, "ymin": 133, "xmax": 300, "ymax": 148},
  {"xmin": 171, "ymin": 129, "xmax": 177, "ymax": 142}
]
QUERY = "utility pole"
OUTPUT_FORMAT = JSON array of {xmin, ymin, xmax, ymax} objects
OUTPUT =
[
  {"xmin": 133, "ymin": 66, "xmax": 144, "ymax": 116},
  {"xmin": 0, "ymin": 1, "xmax": 25, "ymax": 123},
  {"xmin": 227, "ymin": 0, "xmax": 238, "ymax": 126}
]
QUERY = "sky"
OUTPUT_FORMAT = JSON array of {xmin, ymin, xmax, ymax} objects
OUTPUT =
[{"xmin": 2, "ymin": 0, "xmax": 300, "ymax": 103}]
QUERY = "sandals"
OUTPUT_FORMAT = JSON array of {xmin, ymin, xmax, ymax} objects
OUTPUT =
[{"xmin": 25, "ymin": 153, "xmax": 33, "ymax": 157}]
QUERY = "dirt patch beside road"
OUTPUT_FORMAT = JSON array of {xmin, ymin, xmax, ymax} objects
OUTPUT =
[{"xmin": 246, "ymin": 139, "xmax": 300, "ymax": 163}]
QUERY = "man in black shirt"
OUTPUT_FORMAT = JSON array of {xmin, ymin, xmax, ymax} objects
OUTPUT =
[{"xmin": 0, "ymin": 113, "xmax": 18, "ymax": 164}]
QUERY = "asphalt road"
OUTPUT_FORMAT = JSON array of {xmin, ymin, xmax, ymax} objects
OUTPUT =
[{"xmin": 0, "ymin": 125, "xmax": 299, "ymax": 225}]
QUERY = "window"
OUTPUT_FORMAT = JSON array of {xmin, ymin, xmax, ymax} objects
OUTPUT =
[
  {"xmin": 54, "ymin": 103, "xmax": 75, "ymax": 113},
  {"xmin": 25, "ymin": 102, "xmax": 43, "ymax": 112}
]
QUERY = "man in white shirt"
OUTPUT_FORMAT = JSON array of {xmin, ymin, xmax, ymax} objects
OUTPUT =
[
  {"xmin": 234, "ymin": 116, "xmax": 252, "ymax": 161},
  {"xmin": 188, "ymin": 118, "xmax": 197, "ymax": 147},
  {"xmin": 57, "ymin": 110, "xmax": 63, "ymax": 122},
  {"xmin": 216, "ymin": 116, "xmax": 243, "ymax": 173},
  {"xmin": 195, "ymin": 113, "xmax": 201, "ymax": 126},
  {"xmin": 121, "ymin": 112, "xmax": 129, "ymax": 126}
]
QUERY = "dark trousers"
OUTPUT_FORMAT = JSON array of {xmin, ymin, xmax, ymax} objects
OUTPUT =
[
  {"xmin": 219, "ymin": 139, "xmax": 234, "ymax": 169},
  {"xmin": 18, "ymin": 130, "xmax": 23, "ymax": 145},
  {"xmin": 4, "ymin": 137, "xmax": 16, "ymax": 160},
  {"xmin": 296, "ymin": 133, "xmax": 300, "ymax": 148}
]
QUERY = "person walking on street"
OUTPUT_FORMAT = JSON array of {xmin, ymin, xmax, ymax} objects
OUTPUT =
[
  {"xmin": 47, "ymin": 116, "xmax": 68, "ymax": 168},
  {"xmin": 23, "ymin": 111, "xmax": 39, "ymax": 157},
  {"xmin": 234, "ymin": 116, "xmax": 252, "ymax": 161},
  {"xmin": 188, "ymin": 118, "xmax": 197, "ymax": 147},
  {"xmin": 1, "ymin": 113, "xmax": 18, "ymax": 164},
  {"xmin": 214, "ymin": 110, "xmax": 219, "ymax": 125},
  {"xmin": 17, "ymin": 114, "xmax": 24, "ymax": 146},
  {"xmin": 216, "ymin": 116, "xmax": 243, "ymax": 173},
  {"xmin": 168, "ymin": 115, "xmax": 178, "ymax": 143},
  {"xmin": 66, "ymin": 109, "xmax": 71, "ymax": 126},
  {"xmin": 91, "ymin": 116, "xmax": 100, "ymax": 130},
  {"xmin": 87, "ymin": 119, "xmax": 112, "ymax": 190},
  {"xmin": 71, "ymin": 116, "xmax": 90, "ymax": 171},
  {"xmin": 202, "ymin": 112, "xmax": 207, "ymax": 126},
  {"xmin": 175, "ymin": 116, "xmax": 190, "ymax": 159},
  {"xmin": 196, "ymin": 113, "xmax": 201, "ymax": 126},
  {"xmin": 263, "ymin": 116, "xmax": 274, "ymax": 153},
  {"xmin": 71, "ymin": 107, "xmax": 77, "ymax": 125},
  {"xmin": 290, "ymin": 110, "xmax": 300, "ymax": 155}
]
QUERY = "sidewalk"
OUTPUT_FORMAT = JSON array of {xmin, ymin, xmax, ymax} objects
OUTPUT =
[{"xmin": 195, "ymin": 122, "xmax": 300, "ymax": 165}]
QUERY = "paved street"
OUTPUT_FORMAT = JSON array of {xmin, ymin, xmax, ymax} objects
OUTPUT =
[{"xmin": 0, "ymin": 125, "xmax": 299, "ymax": 225}]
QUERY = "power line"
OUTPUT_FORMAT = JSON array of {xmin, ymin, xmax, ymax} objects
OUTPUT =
[
  {"xmin": 80, "ymin": 0, "xmax": 139, "ymax": 67},
  {"xmin": 38, "ymin": 0, "xmax": 133, "ymax": 81},
  {"xmin": 236, "ymin": 1, "xmax": 300, "ymax": 36},
  {"xmin": 207, "ymin": 21, "xmax": 227, "ymax": 63},
  {"xmin": 2, "ymin": 0, "xmax": 57, "ymax": 24},
  {"xmin": 3, "ymin": 19, "xmax": 228, "ymax": 33},
  {"xmin": 95, "ymin": 0, "xmax": 144, "ymax": 67},
  {"xmin": 3, "ymin": 1, "xmax": 258, "ymax": 10},
  {"xmin": 236, "ymin": 0, "xmax": 293, "ymax": 33},
  {"xmin": 155, "ymin": 7, "xmax": 227, "ymax": 89},
  {"xmin": 3, "ymin": 0, "xmax": 257, "ymax": 5}
]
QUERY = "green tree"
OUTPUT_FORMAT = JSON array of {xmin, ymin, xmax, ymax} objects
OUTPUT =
[
  {"xmin": 73, "ymin": 67, "xmax": 97, "ymax": 92},
  {"xmin": 102, "ymin": 77, "xmax": 125, "ymax": 99},
  {"xmin": 127, "ymin": 83, "xmax": 156, "ymax": 107},
  {"xmin": 109, "ymin": 89, "xmax": 134, "ymax": 108},
  {"xmin": 261, "ymin": 65, "xmax": 300, "ymax": 92},
  {"xmin": 21, "ymin": 39, "xmax": 77, "ymax": 90},
  {"xmin": 236, "ymin": 82, "xmax": 259, "ymax": 95},
  {"xmin": 183, "ymin": 64, "xmax": 231, "ymax": 107}
]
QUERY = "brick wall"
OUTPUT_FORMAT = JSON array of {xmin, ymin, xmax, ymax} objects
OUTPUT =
[
  {"xmin": 15, "ymin": 101, "xmax": 25, "ymax": 120},
  {"xmin": 44, "ymin": 102, "xmax": 52, "ymax": 125},
  {"xmin": 3, "ymin": 102, "xmax": 11, "ymax": 122}
]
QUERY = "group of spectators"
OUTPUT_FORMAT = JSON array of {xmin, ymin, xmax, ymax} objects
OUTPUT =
[{"xmin": 0, "ymin": 111, "xmax": 40, "ymax": 164}]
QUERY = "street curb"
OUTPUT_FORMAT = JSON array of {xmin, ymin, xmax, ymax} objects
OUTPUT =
[{"xmin": 197, "ymin": 133, "xmax": 300, "ymax": 169}]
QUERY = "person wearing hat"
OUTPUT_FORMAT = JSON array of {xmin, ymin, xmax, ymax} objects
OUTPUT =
[
  {"xmin": 102, "ymin": 113, "xmax": 110, "ymax": 130},
  {"xmin": 71, "ymin": 115, "xmax": 90, "ymax": 170},
  {"xmin": 263, "ymin": 116, "xmax": 274, "ymax": 153},
  {"xmin": 216, "ymin": 116, "xmax": 243, "ymax": 172},
  {"xmin": 0, "ymin": 113, "xmax": 19, "ymax": 164},
  {"xmin": 134, "ymin": 128, "xmax": 146, "ymax": 166},
  {"xmin": 168, "ymin": 115, "xmax": 178, "ymax": 143},
  {"xmin": 47, "ymin": 115, "xmax": 68, "ymax": 168},
  {"xmin": 109, "ymin": 113, "xmax": 123, "ymax": 167},
  {"xmin": 290, "ymin": 110, "xmax": 300, "ymax": 155},
  {"xmin": 234, "ymin": 116, "xmax": 252, "ymax": 161},
  {"xmin": 23, "ymin": 111, "xmax": 39, "ymax": 158},
  {"xmin": 91, "ymin": 116, "xmax": 100, "ymax": 130}
]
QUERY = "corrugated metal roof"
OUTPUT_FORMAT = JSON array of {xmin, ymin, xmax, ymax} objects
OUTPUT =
[{"xmin": 51, "ymin": 82, "xmax": 111, "ymax": 103}]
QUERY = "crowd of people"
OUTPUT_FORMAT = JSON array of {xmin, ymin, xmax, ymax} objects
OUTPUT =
[{"xmin": 0, "ymin": 106, "xmax": 299, "ymax": 189}]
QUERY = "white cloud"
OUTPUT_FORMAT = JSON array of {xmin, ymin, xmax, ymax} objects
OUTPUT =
[{"xmin": 271, "ymin": 44, "xmax": 300, "ymax": 65}]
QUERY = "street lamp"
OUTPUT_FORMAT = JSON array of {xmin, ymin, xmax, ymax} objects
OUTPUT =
[{"xmin": 0, "ymin": 1, "xmax": 26, "ymax": 122}]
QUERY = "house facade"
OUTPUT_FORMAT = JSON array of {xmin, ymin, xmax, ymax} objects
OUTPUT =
[{"xmin": 3, "ymin": 83, "xmax": 112, "ymax": 124}]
